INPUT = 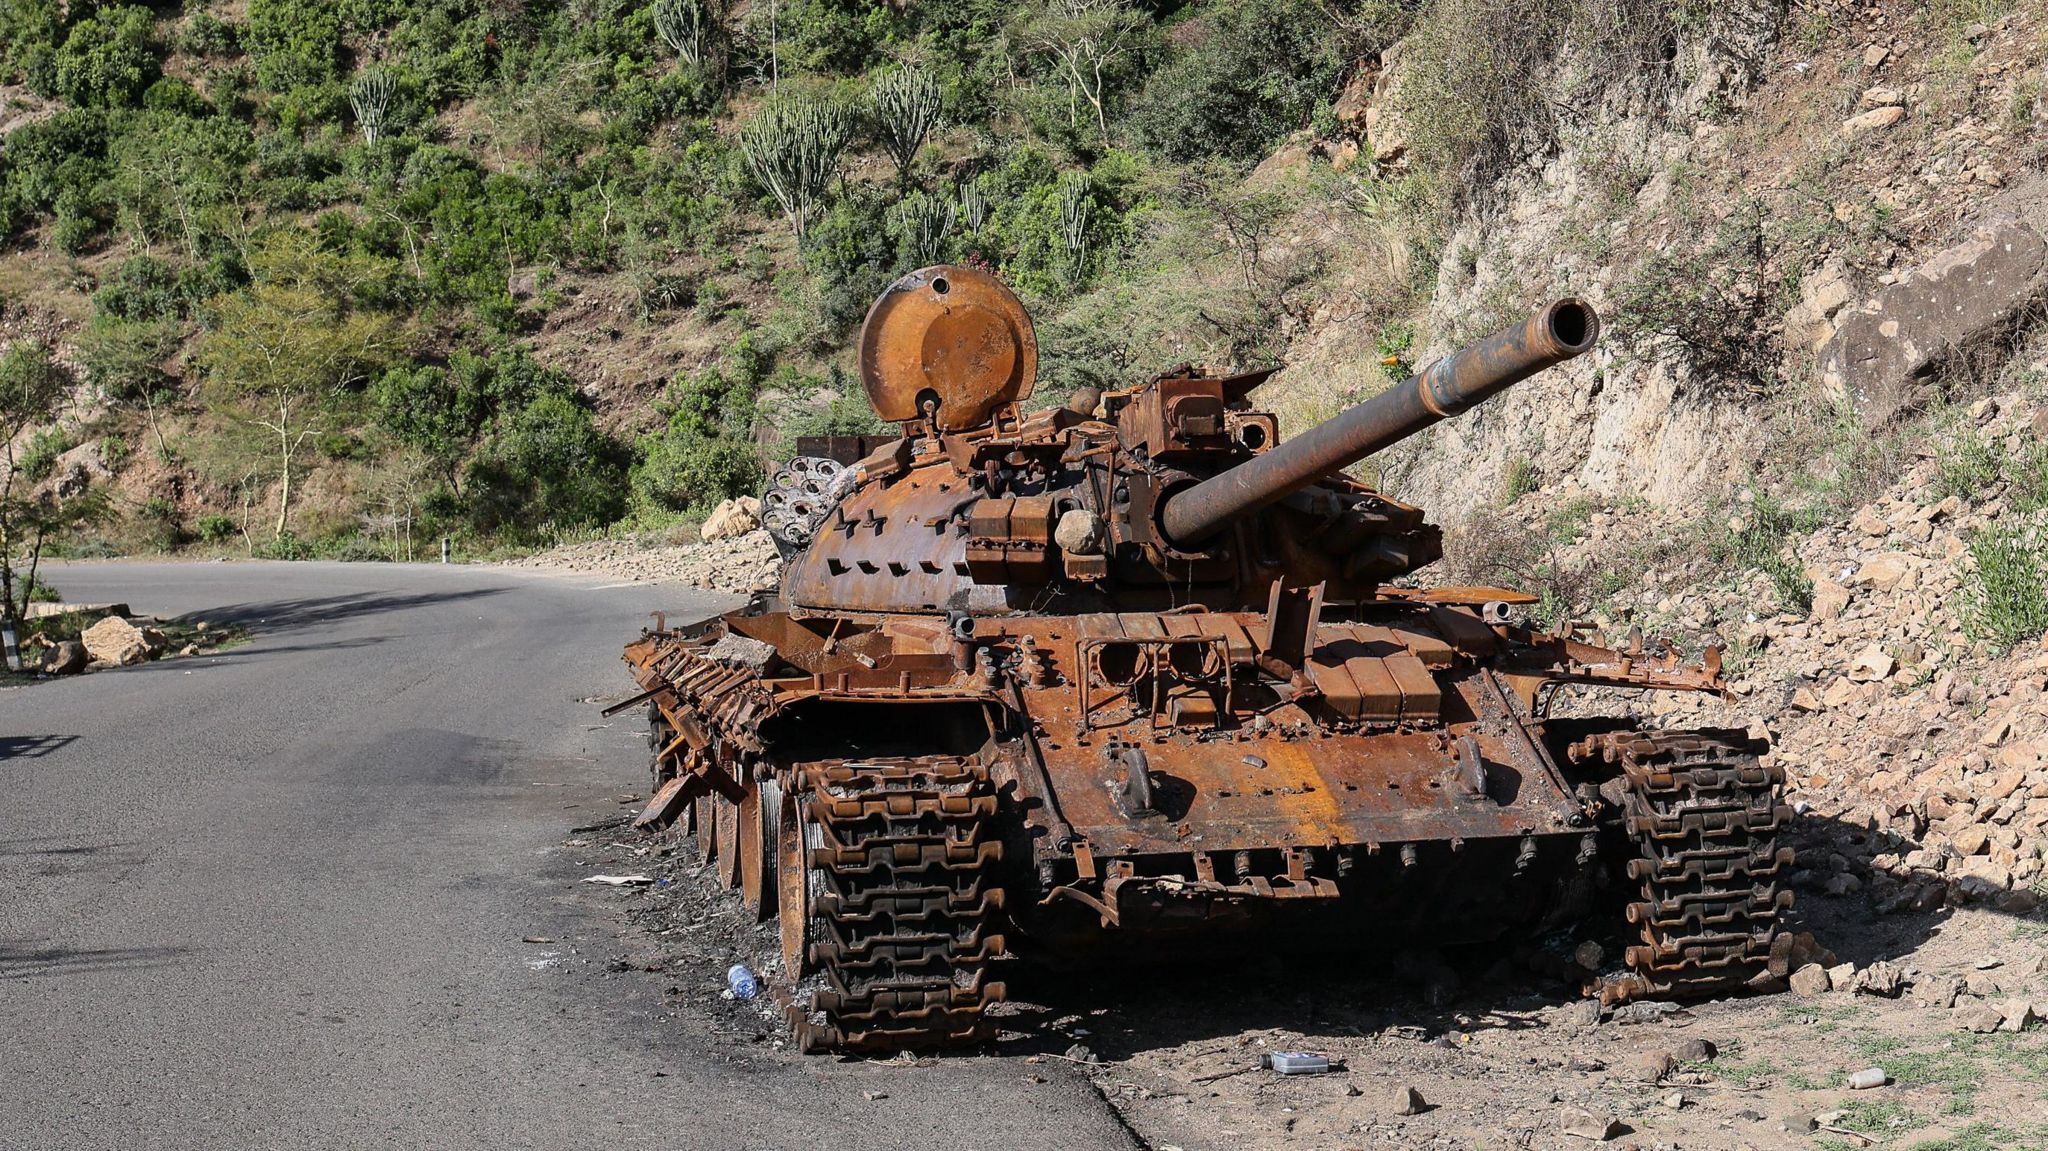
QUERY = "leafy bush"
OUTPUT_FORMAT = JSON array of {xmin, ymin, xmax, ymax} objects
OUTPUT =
[
  {"xmin": 137, "ymin": 495, "xmax": 185, "ymax": 551},
  {"xmin": 255, "ymin": 530, "xmax": 314, "ymax": 560},
  {"xmin": 78, "ymin": 317, "xmax": 180, "ymax": 401},
  {"xmin": 1126, "ymin": 0, "xmax": 1346, "ymax": 164},
  {"xmin": 465, "ymin": 391, "xmax": 627, "ymax": 536},
  {"xmin": 53, "ymin": 5, "xmax": 160, "ymax": 109},
  {"xmin": 19, "ymin": 427, "xmax": 73, "ymax": 483},
  {"xmin": 802, "ymin": 186, "xmax": 897, "ymax": 332},
  {"xmin": 94, "ymin": 256, "xmax": 183, "ymax": 322},
  {"xmin": 1958, "ymin": 519, "xmax": 2048, "ymax": 651},
  {"xmin": 197, "ymin": 513, "xmax": 240, "ymax": 543},
  {"xmin": 244, "ymin": 0, "xmax": 345, "ymax": 124},
  {"xmin": 630, "ymin": 429, "xmax": 761, "ymax": 516}
]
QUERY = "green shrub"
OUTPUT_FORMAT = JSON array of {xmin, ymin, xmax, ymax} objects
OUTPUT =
[
  {"xmin": 256, "ymin": 530, "xmax": 314, "ymax": 560},
  {"xmin": 1126, "ymin": 0, "xmax": 1346, "ymax": 163},
  {"xmin": 1935, "ymin": 429, "xmax": 2004, "ymax": 501},
  {"xmin": 137, "ymin": 495, "xmax": 185, "ymax": 551},
  {"xmin": 78, "ymin": 317, "xmax": 180, "ymax": 402},
  {"xmin": 1502, "ymin": 457, "xmax": 1539, "ymax": 503},
  {"xmin": 2008, "ymin": 441, "xmax": 2048, "ymax": 514},
  {"xmin": 1958, "ymin": 518, "xmax": 2048, "ymax": 651},
  {"xmin": 465, "ymin": 391, "xmax": 627, "ymax": 536},
  {"xmin": 802, "ymin": 186, "xmax": 897, "ymax": 333},
  {"xmin": 0, "ymin": 0, "xmax": 64, "ymax": 96},
  {"xmin": 180, "ymin": 12, "xmax": 244, "ymax": 58},
  {"xmin": 19, "ymin": 427, "xmax": 73, "ymax": 483},
  {"xmin": 197, "ymin": 513, "xmax": 239, "ymax": 543},
  {"xmin": 630, "ymin": 429, "xmax": 761, "ymax": 517},
  {"xmin": 94, "ymin": 255, "xmax": 183, "ymax": 322},
  {"xmin": 53, "ymin": 5, "xmax": 160, "ymax": 109}
]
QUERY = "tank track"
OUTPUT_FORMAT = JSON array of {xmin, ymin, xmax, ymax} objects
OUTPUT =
[
  {"xmin": 790, "ymin": 756, "xmax": 1009, "ymax": 1053},
  {"xmin": 1593, "ymin": 728, "xmax": 1795, "ymax": 1002}
]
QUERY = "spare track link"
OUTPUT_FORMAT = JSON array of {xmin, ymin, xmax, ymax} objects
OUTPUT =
[
  {"xmin": 1604, "ymin": 728, "xmax": 1795, "ymax": 1002},
  {"xmin": 794, "ymin": 756, "xmax": 1007, "ymax": 1053}
]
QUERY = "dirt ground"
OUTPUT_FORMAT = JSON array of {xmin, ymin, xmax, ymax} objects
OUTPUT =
[{"xmin": 549, "ymin": 795, "xmax": 2048, "ymax": 1151}]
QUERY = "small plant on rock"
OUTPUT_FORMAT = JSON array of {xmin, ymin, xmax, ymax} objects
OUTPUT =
[
  {"xmin": 1502, "ymin": 457, "xmax": 1539, "ymax": 503},
  {"xmin": 1958, "ymin": 518, "xmax": 2048, "ymax": 652},
  {"xmin": 1935, "ymin": 429, "xmax": 2003, "ymax": 501}
]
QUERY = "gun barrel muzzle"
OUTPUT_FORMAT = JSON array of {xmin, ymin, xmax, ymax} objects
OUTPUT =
[{"xmin": 1158, "ymin": 299, "xmax": 1598, "ymax": 548}]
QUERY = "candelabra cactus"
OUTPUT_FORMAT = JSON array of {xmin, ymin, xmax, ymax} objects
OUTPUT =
[
  {"xmin": 870, "ymin": 65, "xmax": 942, "ymax": 183},
  {"xmin": 350, "ymin": 69, "xmax": 397, "ymax": 145},
  {"xmin": 740, "ymin": 97, "xmax": 853, "ymax": 244}
]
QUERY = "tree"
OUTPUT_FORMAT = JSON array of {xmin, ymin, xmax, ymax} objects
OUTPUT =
[
  {"xmin": 740, "ymin": 96, "xmax": 852, "ymax": 243},
  {"xmin": 0, "ymin": 342, "xmax": 103, "ymax": 634},
  {"xmin": 1018, "ymin": 0, "xmax": 1146, "ymax": 138},
  {"xmin": 196, "ymin": 233, "xmax": 401, "ymax": 538},
  {"xmin": 870, "ymin": 64, "xmax": 941, "ymax": 183}
]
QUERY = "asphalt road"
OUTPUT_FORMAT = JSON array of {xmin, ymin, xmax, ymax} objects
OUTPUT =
[{"xmin": 0, "ymin": 562, "xmax": 1137, "ymax": 1151}]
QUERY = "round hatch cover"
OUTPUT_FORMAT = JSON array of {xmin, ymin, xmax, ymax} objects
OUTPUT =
[{"xmin": 857, "ymin": 265, "xmax": 1037, "ymax": 432}]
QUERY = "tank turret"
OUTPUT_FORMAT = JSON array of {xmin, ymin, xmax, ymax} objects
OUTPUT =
[{"xmin": 770, "ymin": 267, "xmax": 1597, "ymax": 615}]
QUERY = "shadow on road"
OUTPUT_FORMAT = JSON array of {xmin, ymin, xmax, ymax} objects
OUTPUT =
[
  {"xmin": 0, "ymin": 736, "xmax": 78, "ymax": 758},
  {"xmin": 0, "ymin": 939, "xmax": 189, "ymax": 979},
  {"xmin": 183, "ymin": 586, "xmax": 510, "ymax": 634}
]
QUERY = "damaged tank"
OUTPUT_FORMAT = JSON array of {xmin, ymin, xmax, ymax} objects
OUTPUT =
[{"xmin": 614, "ymin": 265, "xmax": 1795, "ymax": 1053}]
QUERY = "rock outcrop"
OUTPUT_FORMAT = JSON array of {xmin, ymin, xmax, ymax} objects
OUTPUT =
[{"xmin": 1821, "ymin": 207, "xmax": 2048, "ymax": 426}]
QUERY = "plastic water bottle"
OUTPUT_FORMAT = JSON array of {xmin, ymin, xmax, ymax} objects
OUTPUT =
[{"xmin": 726, "ymin": 963, "xmax": 760, "ymax": 1001}]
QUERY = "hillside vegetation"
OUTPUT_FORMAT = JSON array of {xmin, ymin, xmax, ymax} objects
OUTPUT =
[
  {"xmin": 2, "ymin": 0, "xmax": 2047, "ymax": 624},
  {"xmin": 0, "ymin": 0, "xmax": 1408, "ymax": 565}
]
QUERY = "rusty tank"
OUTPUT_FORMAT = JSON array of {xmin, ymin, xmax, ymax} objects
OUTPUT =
[{"xmin": 615, "ymin": 265, "xmax": 1795, "ymax": 1053}]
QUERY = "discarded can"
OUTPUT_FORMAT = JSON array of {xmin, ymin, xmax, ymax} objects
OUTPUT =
[
  {"xmin": 1847, "ymin": 1067, "xmax": 1888, "ymax": 1090},
  {"xmin": 1260, "ymin": 1052, "xmax": 1331, "ymax": 1075},
  {"xmin": 727, "ymin": 963, "xmax": 760, "ymax": 1001}
]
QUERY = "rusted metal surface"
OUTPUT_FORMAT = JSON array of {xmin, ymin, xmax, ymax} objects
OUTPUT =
[
  {"xmin": 857, "ymin": 265, "xmax": 1037, "ymax": 432},
  {"xmin": 1161, "ymin": 299, "xmax": 1598, "ymax": 547},
  {"xmin": 615, "ymin": 268, "xmax": 1788, "ymax": 1054}
]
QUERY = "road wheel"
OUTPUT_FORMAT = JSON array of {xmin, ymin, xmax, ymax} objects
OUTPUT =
[
  {"xmin": 694, "ymin": 793, "xmax": 718, "ymax": 865},
  {"xmin": 716, "ymin": 798, "xmax": 742, "ymax": 889},
  {"xmin": 741, "ymin": 781, "xmax": 778, "ymax": 922},
  {"xmin": 777, "ymin": 782, "xmax": 817, "ymax": 978}
]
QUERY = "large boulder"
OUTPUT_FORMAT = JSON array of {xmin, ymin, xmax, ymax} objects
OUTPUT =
[
  {"xmin": 699, "ymin": 496, "xmax": 762, "ymax": 543},
  {"xmin": 44, "ymin": 641, "xmax": 87, "ymax": 676},
  {"xmin": 79, "ymin": 616, "xmax": 152, "ymax": 666},
  {"xmin": 1820, "ymin": 210, "xmax": 2048, "ymax": 426}
]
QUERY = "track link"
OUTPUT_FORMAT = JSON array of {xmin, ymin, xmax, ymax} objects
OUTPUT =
[
  {"xmin": 790, "ymin": 756, "xmax": 1008, "ymax": 1053},
  {"xmin": 1589, "ymin": 728, "xmax": 1795, "ymax": 1002}
]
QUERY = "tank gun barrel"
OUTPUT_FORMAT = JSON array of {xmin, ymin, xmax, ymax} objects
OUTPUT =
[{"xmin": 1158, "ymin": 299, "xmax": 1599, "ymax": 548}]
